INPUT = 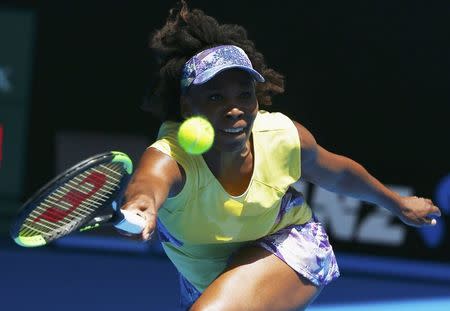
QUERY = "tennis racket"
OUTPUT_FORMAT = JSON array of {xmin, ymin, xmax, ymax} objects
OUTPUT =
[{"xmin": 10, "ymin": 151, "xmax": 147, "ymax": 248}]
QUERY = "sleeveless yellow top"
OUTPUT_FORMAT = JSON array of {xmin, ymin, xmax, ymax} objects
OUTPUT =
[{"xmin": 149, "ymin": 110, "xmax": 312, "ymax": 291}]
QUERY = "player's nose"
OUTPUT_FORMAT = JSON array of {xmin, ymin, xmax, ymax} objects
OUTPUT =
[{"xmin": 225, "ymin": 107, "xmax": 244, "ymax": 120}]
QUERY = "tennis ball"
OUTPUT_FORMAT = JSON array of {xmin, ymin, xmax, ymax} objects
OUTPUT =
[{"xmin": 178, "ymin": 116, "xmax": 214, "ymax": 155}]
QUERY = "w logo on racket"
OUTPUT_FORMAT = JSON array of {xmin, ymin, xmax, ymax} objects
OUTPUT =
[{"xmin": 34, "ymin": 171, "xmax": 107, "ymax": 224}]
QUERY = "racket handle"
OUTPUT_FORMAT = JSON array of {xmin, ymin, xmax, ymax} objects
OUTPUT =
[{"xmin": 114, "ymin": 210, "xmax": 147, "ymax": 234}]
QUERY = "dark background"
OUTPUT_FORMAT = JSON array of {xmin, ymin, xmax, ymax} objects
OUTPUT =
[
  {"xmin": 24, "ymin": 1, "xmax": 450, "ymax": 193},
  {"xmin": 1, "ymin": 0, "xmax": 449, "ymax": 265}
]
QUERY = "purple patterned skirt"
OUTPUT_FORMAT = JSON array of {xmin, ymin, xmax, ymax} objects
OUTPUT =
[
  {"xmin": 178, "ymin": 217, "xmax": 340, "ymax": 309},
  {"xmin": 257, "ymin": 217, "xmax": 340, "ymax": 287}
]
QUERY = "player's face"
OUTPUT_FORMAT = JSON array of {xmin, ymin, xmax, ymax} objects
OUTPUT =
[{"xmin": 182, "ymin": 69, "xmax": 258, "ymax": 153}]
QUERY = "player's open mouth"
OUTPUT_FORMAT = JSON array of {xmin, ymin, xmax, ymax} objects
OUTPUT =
[{"xmin": 221, "ymin": 127, "xmax": 245, "ymax": 134}]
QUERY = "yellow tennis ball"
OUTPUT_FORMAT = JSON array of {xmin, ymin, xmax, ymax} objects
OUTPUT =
[{"xmin": 178, "ymin": 116, "xmax": 214, "ymax": 155}]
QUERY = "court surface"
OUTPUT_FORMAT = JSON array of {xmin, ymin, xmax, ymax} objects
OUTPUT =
[{"xmin": 1, "ymin": 237, "xmax": 449, "ymax": 311}]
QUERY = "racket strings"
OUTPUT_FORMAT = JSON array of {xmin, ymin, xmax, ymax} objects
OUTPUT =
[
  {"xmin": 19, "ymin": 162, "xmax": 125, "ymax": 238},
  {"xmin": 31, "ymin": 165, "xmax": 117, "ymax": 218},
  {"xmin": 20, "ymin": 164, "xmax": 122, "ymax": 237}
]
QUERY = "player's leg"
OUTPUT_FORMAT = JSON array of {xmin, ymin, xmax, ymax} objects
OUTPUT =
[
  {"xmin": 190, "ymin": 245, "xmax": 322, "ymax": 311},
  {"xmin": 190, "ymin": 220, "xmax": 339, "ymax": 310}
]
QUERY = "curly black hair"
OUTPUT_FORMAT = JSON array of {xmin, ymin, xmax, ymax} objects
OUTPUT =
[{"xmin": 144, "ymin": 0, "xmax": 285, "ymax": 121}]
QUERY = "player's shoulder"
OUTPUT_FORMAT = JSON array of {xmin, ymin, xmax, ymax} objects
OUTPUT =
[
  {"xmin": 149, "ymin": 120, "xmax": 196, "ymax": 170},
  {"xmin": 252, "ymin": 110, "xmax": 295, "ymax": 132},
  {"xmin": 156, "ymin": 120, "xmax": 180, "ymax": 140}
]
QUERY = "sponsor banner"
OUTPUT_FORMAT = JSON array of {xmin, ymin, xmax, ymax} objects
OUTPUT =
[{"xmin": 294, "ymin": 178, "xmax": 450, "ymax": 262}]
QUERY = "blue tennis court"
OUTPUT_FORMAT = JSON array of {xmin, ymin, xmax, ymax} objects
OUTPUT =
[{"xmin": 1, "ymin": 236, "xmax": 449, "ymax": 310}]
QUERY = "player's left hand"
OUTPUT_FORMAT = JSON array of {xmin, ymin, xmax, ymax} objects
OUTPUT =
[{"xmin": 396, "ymin": 196, "xmax": 442, "ymax": 227}]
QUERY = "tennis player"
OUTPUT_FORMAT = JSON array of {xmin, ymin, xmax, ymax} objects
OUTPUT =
[{"xmin": 121, "ymin": 2, "xmax": 441, "ymax": 310}]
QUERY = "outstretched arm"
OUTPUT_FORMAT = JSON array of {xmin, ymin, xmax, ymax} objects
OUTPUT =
[
  {"xmin": 295, "ymin": 121, "xmax": 441, "ymax": 227},
  {"xmin": 120, "ymin": 147, "xmax": 185, "ymax": 240}
]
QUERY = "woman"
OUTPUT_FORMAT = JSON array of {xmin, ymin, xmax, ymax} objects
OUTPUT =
[{"xmin": 121, "ymin": 2, "xmax": 441, "ymax": 310}]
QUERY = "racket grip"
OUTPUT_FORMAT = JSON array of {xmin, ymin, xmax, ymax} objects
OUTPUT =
[{"xmin": 114, "ymin": 210, "xmax": 147, "ymax": 234}]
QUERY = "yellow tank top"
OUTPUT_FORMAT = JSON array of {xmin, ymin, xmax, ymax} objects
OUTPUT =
[{"xmin": 149, "ymin": 110, "xmax": 312, "ymax": 291}]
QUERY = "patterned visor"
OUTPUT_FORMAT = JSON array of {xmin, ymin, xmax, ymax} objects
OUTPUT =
[{"xmin": 180, "ymin": 45, "xmax": 265, "ymax": 94}]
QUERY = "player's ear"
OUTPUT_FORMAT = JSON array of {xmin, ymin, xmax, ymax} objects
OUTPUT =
[{"xmin": 180, "ymin": 95, "xmax": 192, "ymax": 119}]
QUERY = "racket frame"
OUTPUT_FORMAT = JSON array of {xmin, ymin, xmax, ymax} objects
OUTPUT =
[{"xmin": 10, "ymin": 151, "xmax": 132, "ymax": 247}]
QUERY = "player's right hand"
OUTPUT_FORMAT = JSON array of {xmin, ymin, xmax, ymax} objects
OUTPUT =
[{"xmin": 119, "ymin": 194, "xmax": 158, "ymax": 241}]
